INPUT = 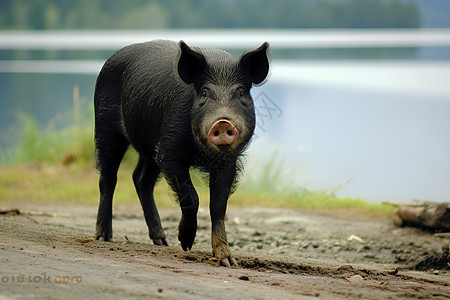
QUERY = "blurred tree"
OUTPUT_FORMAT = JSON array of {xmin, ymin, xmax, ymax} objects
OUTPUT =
[
  {"xmin": 44, "ymin": 1, "xmax": 60, "ymax": 28},
  {"xmin": 0, "ymin": 0, "xmax": 422, "ymax": 30},
  {"xmin": 119, "ymin": 2, "xmax": 168, "ymax": 28}
]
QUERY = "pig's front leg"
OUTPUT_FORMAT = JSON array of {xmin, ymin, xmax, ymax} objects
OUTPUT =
[
  {"xmin": 166, "ymin": 169, "xmax": 199, "ymax": 251},
  {"xmin": 209, "ymin": 164, "xmax": 238, "ymax": 267}
]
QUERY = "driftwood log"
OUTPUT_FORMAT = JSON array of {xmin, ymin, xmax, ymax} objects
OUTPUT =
[{"xmin": 383, "ymin": 200, "xmax": 450, "ymax": 230}]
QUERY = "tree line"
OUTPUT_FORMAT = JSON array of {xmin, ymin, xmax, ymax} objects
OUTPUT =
[{"xmin": 0, "ymin": 0, "xmax": 421, "ymax": 30}]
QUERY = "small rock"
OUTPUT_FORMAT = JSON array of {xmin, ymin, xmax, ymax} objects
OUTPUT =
[
  {"xmin": 388, "ymin": 268, "xmax": 399, "ymax": 275},
  {"xmin": 346, "ymin": 275, "xmax": 364, "ymax": 283},
  {"xmin": 239, "ymin": 275, "xmax": 250, "ymax": 281},
  {"xmin": 347, "ymin": 235, "xmax": 365, "ymax": 243},
  {"xmin": 433, "ymin": 270, "xmax": 440, "ymax": 275}
]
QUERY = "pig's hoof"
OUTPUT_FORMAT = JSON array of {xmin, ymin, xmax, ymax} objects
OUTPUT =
[
  {"xmin": 152, "ymin": 238, "xmax": 168, "ymax": 246},
  {"xmin": 178, "ymin": 216, "xmax": 197, "ymax": 251},
  {"xmin": 212, "ymin": 243, "xmax": 237, "ymax": 267},
  {"xmin": 96, "ymin": 233, "xmax": 112, "ymax": 242},
  {"xmin": 150, "ymin": 229, "xmax": 168, "ymax": 246},
  {"xmin": 96, "ymin": 224, "xmax": 112, "ymax": 241},
  {"xmin": 220, "ymin": 256, "xmax": 238, "ymax": 267},
  {"xmin": 179, "ymin": 231, "xmax": 196, "ymax": 251},
  {"xmin": 95, "ymin": 229, "xmax": 112, "ymax": 242}
]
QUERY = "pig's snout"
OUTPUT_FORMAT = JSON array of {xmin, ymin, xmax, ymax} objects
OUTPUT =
[{"xmin": 208, "ymin": 119, "xmax": 239, "ymax": 146}]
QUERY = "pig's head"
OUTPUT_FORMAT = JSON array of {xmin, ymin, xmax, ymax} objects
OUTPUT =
[{"xmin": 177, "ymin": 41, "xmax": 270, "ymax": 154}]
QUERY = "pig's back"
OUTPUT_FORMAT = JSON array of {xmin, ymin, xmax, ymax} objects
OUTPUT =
[{"xmin": 113, "ymin": 40, "xmax": 194, "ymax": 153}]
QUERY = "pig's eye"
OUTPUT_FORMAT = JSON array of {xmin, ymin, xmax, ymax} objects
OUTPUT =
[{"xmin": 198, "ymin": 90, "xmax": 207, "ymax": 108}]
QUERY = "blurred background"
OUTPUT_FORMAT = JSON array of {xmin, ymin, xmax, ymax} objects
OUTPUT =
[{"xmin": 1, "ymin": 0, "xmax": 449, "ymax": 204}]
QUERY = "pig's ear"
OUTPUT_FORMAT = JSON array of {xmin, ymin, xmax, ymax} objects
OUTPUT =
[
  {"xmin": 178, "ymin": 40, "xmax": 207, "ymax": 84},
  {"xmin": 239, "ymin": 42, "xmax": 270, "ymax": 85}
]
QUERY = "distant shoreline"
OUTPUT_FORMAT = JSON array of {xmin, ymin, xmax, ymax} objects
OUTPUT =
[{"xmin": 1, "ymin": 29, "xmax": 450, "ymax": 50}]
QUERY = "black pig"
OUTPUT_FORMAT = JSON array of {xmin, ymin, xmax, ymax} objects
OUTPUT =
[{"xmin": 94, "ymin": 39, "xmax": 269, "ymax": 266}]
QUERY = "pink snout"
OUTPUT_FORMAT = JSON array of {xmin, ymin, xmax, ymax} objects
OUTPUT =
[{"xmin": 208, "ymin": 119, "xmax": 239, "ymax": 146}]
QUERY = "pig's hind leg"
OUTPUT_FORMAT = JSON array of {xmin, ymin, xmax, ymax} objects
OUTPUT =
[
  {"xmin": 133, "ymin": 156, "xmax": 168, "ymax": 246},
  {"xmin": 95, "ymin": 134, "xmax": 129, "ymax": 241}
]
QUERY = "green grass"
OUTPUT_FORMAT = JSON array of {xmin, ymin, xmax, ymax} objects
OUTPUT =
[
  {"xmin": 0, "ymin": 162, "xmax": 395, "ymax": 219},
  {"xmin": 1, "ymin": 106, "xmax": 95, "ymax": 165},
  {"xmin": 0, "ymin": 107, "xmax": 395, "ymax": 219},
  {"xmin": 0, "ymin": 163, "xmax": 175, "ymax": 207},
  {"xmin": 232, "ymin": 190, "xmax": 394, "ymax": 218},
  {"xmin": 0, "ymin": 105, "xmax": 139, "ymax": 166}
]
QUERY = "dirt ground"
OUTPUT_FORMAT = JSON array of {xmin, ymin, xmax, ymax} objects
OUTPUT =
[{"xmin": 1, "ymin": 205, "xmax": 449, "ymax": 299}]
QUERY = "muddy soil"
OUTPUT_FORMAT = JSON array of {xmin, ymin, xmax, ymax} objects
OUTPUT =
[{"xmin": 1, "ymin": 205, "xmax": 449, "ymax": 299}]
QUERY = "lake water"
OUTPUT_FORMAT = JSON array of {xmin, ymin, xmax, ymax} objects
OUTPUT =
[
  {"xmin": 251, "ymin": 61, "xmax": 450, "ymax": 203},
  {"xmin": 1, "ymin": 30, "xmax": 450, "ymax": 203}
]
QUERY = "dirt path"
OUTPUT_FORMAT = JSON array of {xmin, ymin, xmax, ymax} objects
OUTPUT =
[{"xmin": 1, "ymin": 205, "xmax": 449, "ymax": 299}]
